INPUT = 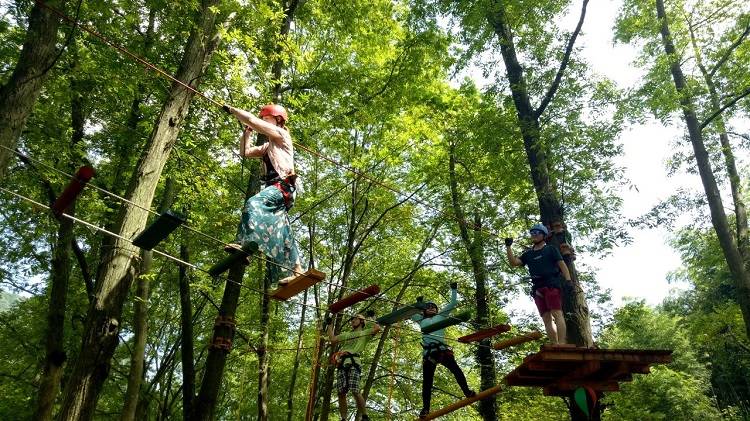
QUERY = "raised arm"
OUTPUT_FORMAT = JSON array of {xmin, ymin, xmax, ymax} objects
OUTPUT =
[
  {"xmin": 226, "ymin": 106, "xmax": 287, "ymax": 145},
  {"xmin": 327, "ymin": 323, "xmax": 338, "ymax": 344},
  {"xmin": 239, "ymin": 126, "xmax": 269, "ymax": 158},
  {"xmin": 505, "ymin": 238, "xmax": 524, "ymax": 267},
  {"xmin": 440, "ymin": 285, "xmax": 458, "ymax": 315}
]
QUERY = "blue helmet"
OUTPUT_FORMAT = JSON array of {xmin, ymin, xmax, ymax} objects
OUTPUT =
[{"xmin": 529, "ymin": 223, "xmax": 548, "ymax": 236}]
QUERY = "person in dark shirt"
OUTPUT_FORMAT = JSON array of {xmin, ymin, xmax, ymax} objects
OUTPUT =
[{"xmin": 505, "ymin": 223, "xmax": 572, "ymax": 344}]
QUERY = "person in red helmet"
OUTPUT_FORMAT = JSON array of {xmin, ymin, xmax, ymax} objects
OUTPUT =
[{"xmin": 222, "ymin": 103, "xmax": 303, "ymax": 286}]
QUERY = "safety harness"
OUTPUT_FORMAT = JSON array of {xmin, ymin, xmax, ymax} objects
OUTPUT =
[{"xmin": 422, "ymin": 341, "xmax": 452, "ymax": 364}]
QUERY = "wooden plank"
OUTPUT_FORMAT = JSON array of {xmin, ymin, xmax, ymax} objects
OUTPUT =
[
  {"xmin": 328, "ymin": 284, "xmax": 380, "ymax": 313},
  {"xmin": 270, "ymin": 269, "xmax": 326, "ymax": 301},
  {"xmin": 419, "ymin": 385, "xmax": 503, "ymax": 420},
  {"xmin": 457, "ymin": 324, "xmax": 512, "ymax": 343},
  {"xmin": 492, "ymin": 331, "xmax": 543, "ymax": 351}
]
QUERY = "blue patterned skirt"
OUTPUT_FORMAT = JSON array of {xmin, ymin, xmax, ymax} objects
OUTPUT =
[{"xmin": 236, "ymin": 185, "xmax": 300, "ymax": 284}]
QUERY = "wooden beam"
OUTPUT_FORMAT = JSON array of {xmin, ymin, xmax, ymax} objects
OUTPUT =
[
  {"xmin": 457, "ymin": 324, "xmax": 512, "ymax": 343},
  {"xmin": 270, "ymin": 269, "xmax": 326, "ymax": 301},
  {"xmin": 492, "ymin": 331, "xmax": 543, "ymax": 351},
  {"xmin": 328, "ymin": 284, "xmax": 380, "ymax": 313},
  {"xmin": 418, "ymin": 385, "xmax": 503, "ymax": 420}
]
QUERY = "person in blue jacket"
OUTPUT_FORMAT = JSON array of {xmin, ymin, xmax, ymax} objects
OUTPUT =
[{"xmin": 411, "ymin": 282, "xmax": 475, "ymax": 418}]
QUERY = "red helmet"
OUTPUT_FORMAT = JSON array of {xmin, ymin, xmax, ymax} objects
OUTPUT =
[{"xmin": 258, "ymin": 104, "xmax": 288, "ymax": 123}]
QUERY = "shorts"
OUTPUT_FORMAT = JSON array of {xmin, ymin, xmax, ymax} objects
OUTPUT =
[
  {"xmin": 533, "ymin": 286, "xmax": 562, "ymax": 315},
  {"xmin": 336, "ymin": 364, "xmax": 361, "ymax": 394}
]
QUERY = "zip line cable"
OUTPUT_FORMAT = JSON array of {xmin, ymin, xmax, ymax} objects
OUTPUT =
[
  {"xmin": 33, "ymin": 0, "xmax": 512, "ymax": 243},
  {"xmin": 4, "ymin": 143, "xmax": 483, "ymax": 332},
  {"xmin": 23, "ymin": 1, "xmax": 527, "ymax": 334},
  {"xmin": 0, "ymin": 187, "xmax": 510, "ymax": 354}
]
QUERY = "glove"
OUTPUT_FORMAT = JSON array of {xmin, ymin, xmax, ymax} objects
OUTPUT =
[
  {"xmin": 450, "ymin": 282, "xmax": 458, "ymax": 290},
  {"xmin": 504, "ymin": 238, "xmax": 513, "ymax": 247},
  {"xmin": 222, "ymin": 104, "xmax": 232, "ymax": 114}
]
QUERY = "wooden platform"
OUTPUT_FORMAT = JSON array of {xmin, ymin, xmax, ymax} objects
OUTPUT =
[
  {"xmin": 270, "ymin": 269, "xmax": 326, "ymax": 301},
  {"xmin": 504, "ymin": 345, "xmax": 673, "ymax": 396}
]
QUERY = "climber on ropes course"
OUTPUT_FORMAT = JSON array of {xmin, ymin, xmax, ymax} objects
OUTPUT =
[
  {"xmin": 412, "ymin": 282, "xmax": 476, "ymax": 418},
  {"xmin": 327, "ymin": 312, "xmax": 382, "ymax": 421},
  {"xmin": 505, "ymin": 223, "xmax": 572, "ymax": 345},
  {"xmin": 222, "ymin": 103, "xmax": 303, "ymax": 286}
]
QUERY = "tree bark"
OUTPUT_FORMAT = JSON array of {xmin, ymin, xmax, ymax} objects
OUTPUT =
[
  {"xmin": 656, "ymin": 0, "xmax": 750, "ymax": 342},
  {"xmin": 121, "ymin": 179, "xmax": 175, "ymax": 421},
  {"xmin": 56, "ymin": 2, "xmax": 223, "ymax": 419},
  {"xmin": 487, "ymin": 0, "xmax": 593, "ymax": 347},
  {"xmin": 0, "ymin": 0, "xmax": 66, "ymax": 181},
  {"xmin": 447, "ymin": 144, "xmax": 497, "ymax": 420}
]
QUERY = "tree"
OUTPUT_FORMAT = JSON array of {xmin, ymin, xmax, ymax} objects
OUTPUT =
[
  {"xmin": 0, "ymin": 0, "xmax": 67, "ymax": 182},
  {"xmin": 56, "ymin": 1, "xmax": 226, "ymax": 418},
  {"xmin": 615, "ymin": 0, "xmax": 750, "ymax": 341}
]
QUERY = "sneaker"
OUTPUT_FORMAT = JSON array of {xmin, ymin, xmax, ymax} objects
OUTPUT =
[
  {"xmin": 361, "ymin": 415, "xmax": 370, "ymax": 421},
  {"xmin": 466, "ymin": 389, "xmax": 476, "ymax": 398},
  {"xmin": 419, "ymin": 408, "xmax": 429, "ymax": 418}
]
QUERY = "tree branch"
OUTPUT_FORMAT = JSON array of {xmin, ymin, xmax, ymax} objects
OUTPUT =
[
  {"xmin": 708, "ymin": 20, "xmax": 750, "ymax": 78},
  {"xmin": 533, "ymin": 0, "xmax": 590, "ymax": 119},
  {"xmin": 700, "ymin": 85, "xmax": 750, "ymax": 130}
]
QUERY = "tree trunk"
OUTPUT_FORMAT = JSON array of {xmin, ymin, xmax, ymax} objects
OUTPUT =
[
  {"xmin": 257, "ymin": 276, "xmax": 272, "ymax": 421},
  {"xmin": 56, "ymin": 2, "xmax": 222, "ymax": 419},
  {"xmin": 179, "ymin": 243, "xmax": 196, "ymax": 420},
  {"xmin": 191, "ymin": 261, "xmax": 246, "ymax": 421},
  {"xmin": 0, "ymin": 0, "xmax": 66, "ymax": 181},
  {"xmin": 487, "ymin": 0, "xmax": 593, "ymax": 347},
  {"xmin": 121, "ymin": 179, "xmax": 175, "ymax": 421},
  {"xmin": 33, "ymin": 50, "xmax": 87, "ymax": 420},
  {"xmin": 447, "ymin": 145, "xmax": 497, "ymax": 420},
  {"xmin": 286, "ymin": 290, "xmax": 309, "ymax": 421},
  {"xmin": 689, "ymin": 30, "xmax": 749, "ymax": 262},
  {"xmin": 192, "ymin": 155, "xmax": 262, "ymax": 420},
  {"xmin": 656, "ymin": 0, "xmax": 750, "ymax": 341},
  {"xmin": 34, "ymin": 206, "xmax": 75, "ymax": 421}
]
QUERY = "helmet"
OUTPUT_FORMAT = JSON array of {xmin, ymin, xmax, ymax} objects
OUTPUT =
[
  {"xmin": 529, "ymin": 223, "xmax": 549, "ymax": 236},
  {"xmin": 424, "ymin": 302, "xmax": 438, "ymax": 311},
  {"xmin": 258, "ymin": 104, "xmax": 288, "ymax": 123}
]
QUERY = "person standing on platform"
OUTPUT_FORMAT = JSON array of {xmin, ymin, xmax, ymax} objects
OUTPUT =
[{"xmin": 505, "ymin": 223, "xmax": 572, "ymax": 344}]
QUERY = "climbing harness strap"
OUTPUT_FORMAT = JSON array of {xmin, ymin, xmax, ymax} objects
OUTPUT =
[{"xmin": 269, "ymin": 174, "xmax": 297, "ymax": 210}]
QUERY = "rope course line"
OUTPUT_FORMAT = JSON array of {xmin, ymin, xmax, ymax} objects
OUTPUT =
[
  {"xmin": 23, "ymin": 1, "xmax": 527, "ymax": 338},
  {"xmin": 33, "ymin": 0, "xmax": 512, "ymax": 243},
  {"xmin": 3, "ymin": 145, "xmax": 481, "ymax": 333},
  {"xmin": 0, "ymin": 186, "xmax": 509, "ymax": 354}
]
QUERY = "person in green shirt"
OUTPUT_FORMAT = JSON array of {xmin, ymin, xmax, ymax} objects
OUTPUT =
[
  {"xmin": 411, "ymin": 283, "xmax": 475, "ymax": 418},
  {"xmin": 328, "ymin": 313, "xmax": 381, "ymax": 421}
]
